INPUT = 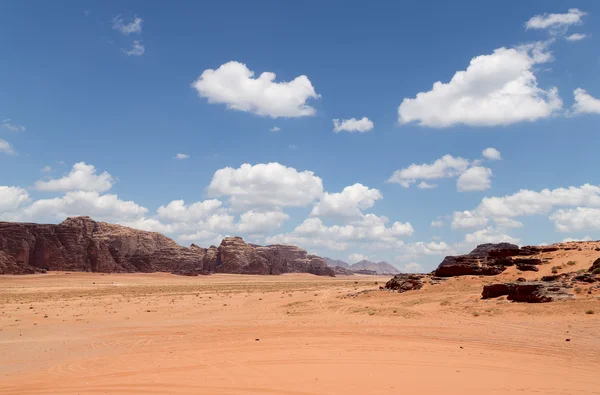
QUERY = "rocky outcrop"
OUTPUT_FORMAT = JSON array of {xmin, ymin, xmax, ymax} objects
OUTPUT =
[
  {"xmin": 589, "ymin": 258, "xmax": 600, "ymax": 273},
  {"xmin": 385, "ymin": 274, "xmax": 424, "ymax": 293},
  {"xmin": 435, "ymin": 243, "xmax": 548, "ymax": 277},
  {"xmin": 324, "ymin": 258, "xmax": 351, "ymax": 270},
  {"xmin": 350, "ymin": 260, "xmax": 400, "ymax": 275},
  {"xmin": 482, "ymin": 281, "xmax": 573, "ymax": 303},
  {"xmin": 0, "ymin": 217, "xmax": 333, "ymax": 276}
]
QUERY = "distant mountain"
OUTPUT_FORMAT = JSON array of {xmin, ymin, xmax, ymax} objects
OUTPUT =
[
  {"xmin": 324, "ymin": 257, "xmax": 351, "ymax": 269},
  {"xmin": 325, "ymin": 257, "xmax": 400, "ymax": 274},
  {"xmin": 350, "ymin": 260, "xmax": 400, "ymax": 275}
]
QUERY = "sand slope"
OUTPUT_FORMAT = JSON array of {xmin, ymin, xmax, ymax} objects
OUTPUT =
[{"xmin": 1, "ymin": 272, "xmax": 599, "ymax": 394}]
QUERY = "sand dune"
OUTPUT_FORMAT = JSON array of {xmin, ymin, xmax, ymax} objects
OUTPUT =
[{"xmin": 0, "ymin": 272, "xmax": 599, "ymax": 394}]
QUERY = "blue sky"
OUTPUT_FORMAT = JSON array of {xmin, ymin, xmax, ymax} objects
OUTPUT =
[{"xmin": 1, "ymin": 1, "xmax": 600, "ymax": 272}]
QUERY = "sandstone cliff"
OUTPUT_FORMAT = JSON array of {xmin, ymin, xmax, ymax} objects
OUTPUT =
[{"xmin": 0, "ymin": 217, "xmax": 334, "ymax": 277}]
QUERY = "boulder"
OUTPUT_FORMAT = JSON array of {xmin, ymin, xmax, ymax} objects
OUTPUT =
[
  {"xmin": 434, "ymin": 255, "xmax": 504, "ymax": 277},
  {"xmin": 482, "ymin": 281, "xmax": 573, "ymax": 303},
  {"xmin": 516, "ymin": 263, "xmax": 539, "ymax": 272},
  {"xmin": 385, "ymin": 274, "xmax": 424, "ymax": 293},
  {"xmin": 589, "ymin": 258, "xmax": 600, "ymax": 273}
]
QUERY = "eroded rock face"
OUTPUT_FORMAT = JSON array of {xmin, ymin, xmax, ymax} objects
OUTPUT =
[
  {"xmin": 385, "ymin": 274, "xmax": 424, "ymax": 293},
  {"xmin": 589, "ymin": 258, "xmax": 600, "ymax": 273},
  {"xmin": 0, "ymin": 217, "xmax": 334, "ymax": 277},
  {"xmin": 482, "ymin": 281, "xmax": 573, "ymax": 303},
  {"xmin": 435, "ymin": 243, "xmax": 547, "ymax": 277}
]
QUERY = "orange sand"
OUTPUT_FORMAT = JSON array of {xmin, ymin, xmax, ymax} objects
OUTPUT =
[{"xmin": 0, "ymin": 270, "xmax": 599, "ymax": 394}]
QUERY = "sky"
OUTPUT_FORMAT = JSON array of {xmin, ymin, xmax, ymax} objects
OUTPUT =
[{"xmin": 1, "ymin": 1, "xmax": 600, "ymax": 272}]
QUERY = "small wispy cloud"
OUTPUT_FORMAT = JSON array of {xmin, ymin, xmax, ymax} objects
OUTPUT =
[
  {"xmin": 270, "ymin": 126, "xmax": 281, "ymax": 132},
  {"xmin": 41, "ymin": 165, "xmax": 52, "ymax": 173},
  {"xmin": 0, "ymin": 139, "xmax": 16, "ymax": 155},
  {"xmin": 122, "ymin": 40, "xmax": 145, "ymax": 56},
  {"xmin": 175, "ymin": 153, "xmax": 190, "ymax": 160},
  {"xmin": 566, "ymin": 33, "xmax": 588, "ymax": 41},
  {"xmin": 2, "ymin": 119, "xmax": 26, "ymax": 132},
  {"xmin": 112, "ymin": 15, "xmax": 143, "ymax": 35}
]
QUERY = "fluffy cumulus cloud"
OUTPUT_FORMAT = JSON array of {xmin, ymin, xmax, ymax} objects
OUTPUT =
[
  {"xmin": 192, "ymin": 61, "xmax": 320, "ymax": 118},
  {"xmin": 34, "ymin": 162, "xmax": 114, "ymax": 193},
  {"xmin": 572, "ymin": 88, "xmax": 600, "ymax": 115},
  {"xmin": 208, "ymin": 162, "xmax": 323, "ymax": 210},
  {"xmin": 525, "ymin": 9, "xmax": 586, "ymax": 31},
  {"xmin": 398, "ymin": 44, "xmax": 562, "ymax": 127},
  {"xmin": 463, "ymin": 227, "xmax": 520, "ymax": 245},
  {"xmin": 112, "ymin": 15, "xmax": 143, "ymax": 35},
  {"xmin": 0, "ymin": 186, "xmax": 30, "ymax": 213},
  {"xmin": 332, "ymin": 117, "xmax": 374, "ymax": 133},
  {"xmin": 451, "ymin": 210, "xmax": 489, "ymax": 229},
  {"xmin": 389, "ymin": 154, "xmax": 469, "ymax": 188},
  {"xmin": 0, "ymin": 139, "xmax": 15, "ymax": 155},
  {"xmin": 157, "ymin": 199, "xmax": 223, "ymax": 222},
  {"xmin": 267, "ymin": 214, "xmax": 413, "ymax": 252},
  {"xmin": 562, "ymin": 236, "xmax": 592, "ymax": 242},
  {"xmin": 5, "ymin": 191, "xmax": 148, "ymax": 223},
  {"xmin": 123, "ymin": 41, "xmax": 145, "ymax": 56},
  {"xmin": 482, "ymin": 147, "xmax": 502, "ymax": 160},
  {"xmin": 396, "ymin": 241, "xmax": 456, "ymax": 261},
  {"xmin": 566, "ymin": 33, "xmax": 588, "ymax": 41},
  {"xmin": 310, "ymin": 183, "xmax": 382, "ymax": 220},
  {"xmin": 549, "ymin": 208, "xmax": 600, "ymax": 233},
  {"xmin": 237, "ymin": 210, "xmax": 290, "ymax": 234},
  {"xmin": 2, "ymin": 119, "xmax": 26, "ymax": 132},
  {"xmin": 450, "ymin": 184, "xmax": 600, "ymax": 232},
  {"xmin": 456, "ymin": 166, "xmax": 492, "ymax": 192}
]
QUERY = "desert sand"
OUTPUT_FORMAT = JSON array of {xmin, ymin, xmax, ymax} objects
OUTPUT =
[{"xmin": 1, "ymin": 264, "xmax": 599, "ymax": 394}]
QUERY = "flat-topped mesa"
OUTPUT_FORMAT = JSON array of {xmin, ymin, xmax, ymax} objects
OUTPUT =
[
  {"xmin": 0, "ymin": 217, "xmax": 334, "ymax": 277},
  {"xmin": 434, "ymin": 243, "xmax": 550, "ymax": 277}
]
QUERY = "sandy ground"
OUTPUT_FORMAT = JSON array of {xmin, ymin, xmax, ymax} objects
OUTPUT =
[{"xmin": 0, "ymin": 270, "xmax": 599, "ymax": 395}]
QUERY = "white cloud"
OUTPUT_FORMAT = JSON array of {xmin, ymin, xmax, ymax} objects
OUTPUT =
[
  {"xmin": 463, "ymin": 227, "xmax": 520, "ymax": 245},
  {"xmin": 0, "ymin": 139, "xmax": 15, "ymax": 155},
  {"xmin": 267, "ymin": 214, "xmax": 413, "ymax": 252},
  {"xmin": 0, "ymin": 186, "xmax": 30, "ymax": 213},
  {"xmin": 310, "ymin": 183, "xmax": 382, "ymax": 220},
  {"xmin": 456, "ymin": 166, "xmax": 492, "ymax": 192},
  {"xmin": 397, "ymin": 241, "xmax": 456, "ymax": 261},
  {"xmin": 398, "ymin": 45, "xmax": 562, "ymax": 127},
  {"xmin": 400, "ymin": 262, "xmax": 421, "ymax": 273},
  {"xmin": 192, "ymin": 61, "xmax": 320, "ymax": 118},
  {"xmin": 451, "ymin": 183, "xmax": 600, "ymax": 232},
  {"xmin": 6, "ymin": 191, "xmax": 148, "ymax": 223},
  {"xmin": 348, "ymin": 253, "xmax": 368, "ymax": 263},
  {"xmin": 482, "ymin": 147, "xmax": 502, "ymax": 160},
  {"xmin": 451, "ymin": 210, "xmax": 489, "ymax": 229},
  {"xmin": 270, "ymin": 126, "xmax": 281, "ymax": 132},
  {"xmin": 112, "ymin": 15, "xmax": 143, "ymax": 35},
  {"xmin": 430, "ymin": 220, "xmax": 444, "ymax": 228},
  {"xmin": 572, "ymin": 88, "xmax": 600, "ymax": 115},
  {"xmin": 566, "ymin": 33, "xmax": 588, "ymax": 41},
  {"xmin": 41, "ymin": 165, "xmax": 52, "ymax": 173},
  {"xmin": 123, "ymin": 40, "xmax": 145, "ymax": 56},
  {"xmin": 175, "ymin": 153, "xmax": 190, "ymax": 160},
  {"xmin": 208, "ymin": 162, "xmax": 323, "ymax": 210},
  {"xmin": 237, "ymin": 210, "xmax": 289, "ymax": 234},
  {"xmin": 34, "ymin": 162, "xmax": 114, "ymax": 193},
  {"xmin": 389, "ymin": 154, "xmax": 469, "ymax": 188},
  {"xmin": 526, "ymin": 9, "xmax": 586, "ymax": 31},
  {"xmin": 417, "ymin": 181, "xmax": 437, "ymax": 189},
  {"xmin": 332, "ymin": 117, "xmax": 374, "ymax": 133},
  {"xmin": 157, "ymin": 199, "xmax": 223, "ymax": 222},
  {"xmin": 550, "ymin": 207, "xmax": 600, "ymax": 232},
  {"xmin": 1, "ymin": 119, "xmax": 25, "ymax": 132}
]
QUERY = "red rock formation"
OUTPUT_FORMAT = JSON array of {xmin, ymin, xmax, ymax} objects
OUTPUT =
[{"xmin": 0, "ymin": 217, "xmax": 334, "ymax": 277}]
